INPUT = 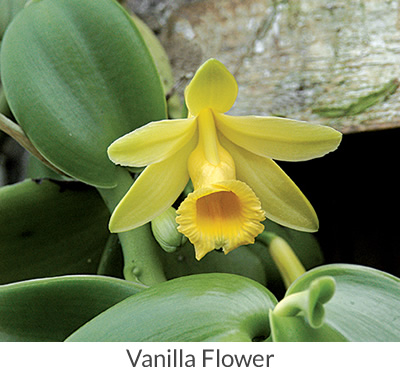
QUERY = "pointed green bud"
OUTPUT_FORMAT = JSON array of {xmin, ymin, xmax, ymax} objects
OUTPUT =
[{"xmin": 151, "ymin": 207, "xmax": 187, "ymax": 253}]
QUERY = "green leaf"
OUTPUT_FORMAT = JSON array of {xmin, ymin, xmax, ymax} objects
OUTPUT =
[
  {"xmin": 269, "ymin": 313, "xmax": 347, "ymax": 342},
  {"xmin": 271, "ymin": 264, "xmax": 400, "ymax": 341},
  {"xmin": 0, "ymin": 0, "xmax": 26, "ymax": 39},
  {"xmin": 0, "ymin": 179, "xmax": 111, "ymax": 284},
  {"xmin": 1, "ymin": 0, "xmax": 166, "ymax": 188},
  {"xmin": 66, "ymin": 273, "xmax": 277, "ymax": 342},
  {"xmin": 0, "ymin": 275, "xmax": 145, "ymax": 341},
  {"xmin": 131, "ymin": 14, "xmax": 182, "ymax": 118}
]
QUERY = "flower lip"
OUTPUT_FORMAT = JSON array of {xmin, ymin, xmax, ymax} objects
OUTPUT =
[
  {"xmin": 184, "ymin": 59, "xmax": 238, "ymax": 116},
  {"xmin": 176, "ymin": 180, "xmax": 265, "ymax": 260}
]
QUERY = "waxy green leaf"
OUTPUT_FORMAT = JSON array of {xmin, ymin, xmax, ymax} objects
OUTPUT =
[
  {"xmin": 131, "ymin": 14, "xmax": 182, "ymax": 118},
  {"xmin": 271, "ymin": 264, "xmax": 400, "ymax": 341},
  {"xmin": 0, "ymin": 179, "xmax": 110, "ymax": 284},
  {"xmin": 0, "ymin": 0, "xmax": 26, "ymax": 39},
  {"xmin": 66, "ymin": 273, "xmax": 278, "ymax": 342},
  {"xmin": 1, "ymin": 0, "xmax": 166, "ymax": 187},
  {"xmin": 0, "ymin": 275, "xmax": 145, "ymax": 341}
]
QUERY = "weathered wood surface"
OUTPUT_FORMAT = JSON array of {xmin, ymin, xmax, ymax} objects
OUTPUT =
[{"xmin": 127, "ymin": 0, "xmax": 400, "ymax": 134}]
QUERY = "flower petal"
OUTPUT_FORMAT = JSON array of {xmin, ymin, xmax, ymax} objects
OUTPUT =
[
  {"xmin": 108, "ymin": 117, "xmax": 197, "ymax": 167},
  {"xmin": 109, "ymin": 135, "xmax": 197, "ymax": 232},
  {"xmin": 220, "ymin": 134, "xmax": 319, "ymax": 232},
  {"xmin": 176, "ymin": 180, "xmax": 265, "ymax": 260},
  {"xmin": 215, "ymin": 113, "xmax": 342, "ymax": 161},
  {"xmin": 184, "ymin": 59, "xmax": 238, "ymax": 116}
]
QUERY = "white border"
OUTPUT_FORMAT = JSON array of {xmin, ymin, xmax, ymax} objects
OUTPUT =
[{"xmin": 0, "ymin": 342, "xmax": 396, "ymax": 370}]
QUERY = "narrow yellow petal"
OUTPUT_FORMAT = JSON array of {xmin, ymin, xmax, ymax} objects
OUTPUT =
[
  {"xmin": 109, "ymin": 135, "xmax": 197, "ymax": 232},
  {"xmin": 176, "ymin": 180, "xmax": 265, "ymax": 260},
  {"xmin": 184, "ymin": 59, "xmax": 238, "ymax": 116},
  {"xmin": 215, "ymin": 113, "xmax": 342, "ymax": 161},
  {"xmin": 220, "ymin": 134, "xmax": 319, "ymax": 232},
  {"xmin": 107, "ymin": 117, "xmax": 197, "ymax": 167}
]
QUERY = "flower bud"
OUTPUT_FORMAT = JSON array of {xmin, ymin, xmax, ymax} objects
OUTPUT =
[
  {"xmin": 261, "ymin": 232, "xmax": 306, "ymax": 289},
  {"xmin": 151, "ymin": 207, "xmax": 187, "ymax": 253}
]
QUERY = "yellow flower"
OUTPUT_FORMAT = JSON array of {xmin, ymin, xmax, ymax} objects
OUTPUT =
[{"xmin": 107, "ymin": 59, "xmax": 342, "ymax": 260}]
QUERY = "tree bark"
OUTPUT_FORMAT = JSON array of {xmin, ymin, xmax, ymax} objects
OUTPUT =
[{"xmin": 130, "ymin": 0, "xmax": 400, "ymax": 134}]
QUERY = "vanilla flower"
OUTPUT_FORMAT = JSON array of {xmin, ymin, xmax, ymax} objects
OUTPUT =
[{"xmin": 107, "ymin": 59, "xmax": 342, "ymax": 259}]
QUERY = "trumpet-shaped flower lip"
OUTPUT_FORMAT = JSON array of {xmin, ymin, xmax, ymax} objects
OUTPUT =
[
  {"xmin": 184, "ymin": 59, "xmax": 238, "ymax": 116},
  {"xmin": 176, "ymin": 180, "xmax": 265, "ymax": 260},
  {"xmin": 107, "ymin": 117, "xmax": 197, "ymax": 167},
  {"xmin": 215, "ymin": 113, "xmax": 342, "ymax": 162}
]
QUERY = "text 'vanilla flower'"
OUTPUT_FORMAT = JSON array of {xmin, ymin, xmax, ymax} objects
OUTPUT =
[{"xmin": 107, "ymin": 59, "xmax": 342, "ymax": 260}]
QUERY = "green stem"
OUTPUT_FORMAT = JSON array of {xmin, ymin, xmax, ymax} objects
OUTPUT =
[
  {"xmin": 96, "ymin": 233, "xmax": 120, "ymax": 276},
  {"xmin": 0, "ymin": 88, "xmax": 11, "ymax": 117},
  {"xmin": 0, "ymin": 113, "xmax": 65, "ymax": 175},
  {"xmin": 273, "ymin": 291, "xmax": 308, "ymax": 317},
  {"xmin": 97, "ymin": 167, "xmax": 166, "ymax": 286},
  {"xmin": 258, "ymin": 232, "xmax": 306, "ymax": 289}
]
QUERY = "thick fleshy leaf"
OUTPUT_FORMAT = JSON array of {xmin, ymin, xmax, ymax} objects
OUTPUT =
[
  {"xmin": 0, "ymin": 179, "xmax": 110, "ymax": 284},
  {"xmin": 220, "ymin": 134, "xmax": 318, "ymax": 232},
  {"xmin": 216, "ymin": 113, "xmax": 342, "ymax": 162},
  {"xmin": 0, "ymin": 0, "xmax": 26, "ymax": 39},
  {"xmin": 0, "ymin": 275, "xmax": 145, "ymax": 341},
  {"xmin": 269, "ymin": 313, "xmax": 347, "ymax": 341},
  {"xmin": 0, "ymin": 0, "xmax": 166, "ymax": 188},
  {"xmin": 184, "ymin": 59, "xmax": 238, "ymax": 116},
  {"xmin": 108, "ymin": 117, "xmax": 196, "ymax": 167},
  {"xmin": 130, "ymin": 14, "xmax": 182, "ymax": 118},
  {"xmin": 272, "ymin": 264, "xmax": 400, "ymax": 341},
  {"xmin": 66, "ymin": 273, "xmax": 277, "ymax": 341},
  {"xmin": 109, "ymin": 136, "xmax": 197, "ymax": 232}
]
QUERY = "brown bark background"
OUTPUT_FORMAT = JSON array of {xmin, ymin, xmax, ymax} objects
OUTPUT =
[{"xmin": 126, "ymin": 0, "xmax": 400, "ymax": 134}]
